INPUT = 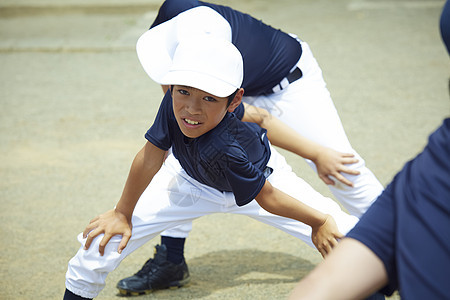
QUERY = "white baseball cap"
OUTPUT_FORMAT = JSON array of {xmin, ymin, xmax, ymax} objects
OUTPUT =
[
  {"xmin": 136, "ymin": 6, "xmax": 233, "ymax": 87},
  {"xmin": 159, "ymin": 35, "xmax": 243, "ymax": 97}
]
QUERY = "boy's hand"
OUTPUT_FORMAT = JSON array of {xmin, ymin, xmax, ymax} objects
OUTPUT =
[
  {"xmin": 314, "ymin": 148, "xmax": 360, "ymax": 187},
  {"xmin": 311, "ymin": 215, "xmax": 343, "ymax": 258},
  {"xmin": 82, "ymin": 209, "xmax": 132, "ymax": 256}
]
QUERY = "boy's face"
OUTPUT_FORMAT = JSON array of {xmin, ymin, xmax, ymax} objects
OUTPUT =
[{"xmin": 172, "ymin": 85, "xmax": 242, "ymax": 138}]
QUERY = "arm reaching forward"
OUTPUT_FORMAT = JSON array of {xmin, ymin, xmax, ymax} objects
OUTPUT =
[
  {"xmin": 83, "ymin": 141, "xmax": 166, "ymax": 255},
  {"xmin": 255, "ymin": 181, "xmax": 343, "ymax": 257}
]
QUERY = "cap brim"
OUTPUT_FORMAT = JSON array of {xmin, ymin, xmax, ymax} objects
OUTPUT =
[
  {"xmin": 136, "ymin": 21, "xmax": 176, "ymax": 83},
  {"xmin": 161, "ymin": 70, "xmax": 237, "ymax": 98}
]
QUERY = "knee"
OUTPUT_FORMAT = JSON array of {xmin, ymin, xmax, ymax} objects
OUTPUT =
[{"xmin": 69, "ymin": 233, "xmax": 122, "ymax": 272}]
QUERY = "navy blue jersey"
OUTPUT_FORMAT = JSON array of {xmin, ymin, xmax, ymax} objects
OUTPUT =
[
  {"xmin": 150, "ymin": 0, "xmax": 302, "ymax": 96},
  {"xmin": 145, "ymin": 91, "xmax": 271, "ymax": 206},
  {"xmin": 347, "ymin": 119, "xmax": 450, "ymax": 298}
]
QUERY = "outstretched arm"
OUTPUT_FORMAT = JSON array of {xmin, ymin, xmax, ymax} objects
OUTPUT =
[
  {"xmin": 289, "ymin": 238, "xmax": 388, "ymax": 300},
  {"xmin": 242, "ymin": 103, "xmax": 360, "ymax": 187},
  {"xmin": 255, "ymin": 181, "xmax": 343, "ymax": 257},
  {"xmin": 83, "ymin": 141, "xmax": 166, "ymax": 255}
]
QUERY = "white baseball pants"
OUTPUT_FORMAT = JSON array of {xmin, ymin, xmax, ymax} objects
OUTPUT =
[{"xmin": 65, "ymin": 147, "xmax": 358, "ymax": 298}]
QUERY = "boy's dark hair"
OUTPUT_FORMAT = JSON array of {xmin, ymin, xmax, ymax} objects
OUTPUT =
[{"xmin": 170, "ymin": 85, "xmax": 238, "ymax": 107}]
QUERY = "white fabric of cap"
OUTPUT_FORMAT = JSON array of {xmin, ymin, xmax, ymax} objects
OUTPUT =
[
  {"xmin": 160, "ymin": 35, "xmax": 243, "ymax": 97},
  {"xmin": 136, "ymin": 6, "xmax": 233, "ymax": 86}
]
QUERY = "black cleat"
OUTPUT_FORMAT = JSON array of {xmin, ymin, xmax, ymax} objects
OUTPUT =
[{"xmin": 116, "ymin": 244, "xmax": 190, "ymax": 296}]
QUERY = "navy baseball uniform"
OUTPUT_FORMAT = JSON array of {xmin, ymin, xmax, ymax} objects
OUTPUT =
[{"xmin": 146, "ymin": 93, "xmax": 271, "ymax": 207}]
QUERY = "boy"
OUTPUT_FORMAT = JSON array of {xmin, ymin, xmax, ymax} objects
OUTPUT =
[
  {"xmin": 119, "ymin": 1, "xmax": 384, "ymax": 293},
  {"xmin": 64, "ymin": 36, "xmax": 358, "ymax": 299}
]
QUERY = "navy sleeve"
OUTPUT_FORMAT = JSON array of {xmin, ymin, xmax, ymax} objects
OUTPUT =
[
  {"xmin": 224, "ymin": 147, "xmax": 266, "ymax": 206},
  {"xmin": 145, "ymin": 91, "xmax": 173, "ymax": 150},
  {"xmin": 233, "ymin": 103, "xmax": 244, "ymax": 120}
]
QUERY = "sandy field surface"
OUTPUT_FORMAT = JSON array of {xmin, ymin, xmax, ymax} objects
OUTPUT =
[{"xmin": 1, "ymin": 0, "xmax": 448, "ymax": 299}]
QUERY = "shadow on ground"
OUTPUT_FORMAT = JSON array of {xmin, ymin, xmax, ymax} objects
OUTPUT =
[{"xmin": 115, "ymin": 249, "xmax": 313, "ymax": 299}]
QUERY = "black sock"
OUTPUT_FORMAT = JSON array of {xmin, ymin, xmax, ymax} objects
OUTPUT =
[
  {"xmin": 161, "ymin": 236, "xmax": 186, "ymax": 264},
  {"xmin": 63, "ymin": 289, "xmax": 92, "ymax": 300}
]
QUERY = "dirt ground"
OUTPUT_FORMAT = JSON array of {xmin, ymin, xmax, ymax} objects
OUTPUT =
[{"xmin": 1, "ymin": 0, "xmax": 449, "ymax": 299}]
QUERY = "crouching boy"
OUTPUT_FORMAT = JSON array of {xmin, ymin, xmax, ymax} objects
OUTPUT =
[{"xmin": 63, "ymin": 35, "xmax": 358, "ymax": 299}]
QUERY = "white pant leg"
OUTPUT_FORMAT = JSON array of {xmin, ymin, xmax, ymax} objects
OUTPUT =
[
  {"xmin": 226, "ymin": 147, "xmax": 359, "ymax": 248},
  {"xmin": 158, "ymin": 148, "xmax": 193, "ymax": 238},
  {"xmin": 244, "ymin": 41, "xmax": 383, "ymax": 217},
  {"xmin": 159, "ymin": 153, "xmax": 194, "ymax": 239},
  {"xmin": 65, "ymin": 156, "xmax": 227, "ymax": 298}
]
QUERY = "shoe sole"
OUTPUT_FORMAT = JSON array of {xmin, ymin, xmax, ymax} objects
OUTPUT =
[{"xmin": 117, "ymin": 277, "xmax": 190, "ymax": 296}]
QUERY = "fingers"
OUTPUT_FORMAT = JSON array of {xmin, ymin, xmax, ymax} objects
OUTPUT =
[
  {"xmin": 319, "ymin": 174, "xmax": 335, "ymax": 186},
  {"xmin": 333, "ymin": 173, "xmax": 354, "ymax": 187},
  {"xmin": 331, "ymin": 163, "xmax": 361, "ymax": 187},
  {"xmin": 335, "ymin": 166, "xmax": 360, "ymax": 186},
  {"xmin": 83, "ymin": 216, "xmax": 99, "ymax": 238},
  {"xmin": 84, "ymin": 227, "xmax": 102, "ymax": 251},
  {"xmin": 80, "ymin": 209, "xmax": 133, "ymax": 256},
  {"xmin": 317, "ymin": 154, "xmax": 361, "ymax": 187},
  {"xmin": 338, "ymin": 155, "xmax": 360, "ymax": 176},
  {"xmin": 335, "ymin": 231, "xmax": 344, "ymax": 240},
  {"xmin": 98, "ymin": 233, "xmax": 113, "ymax": 256},
  {"xmin": 317, "ymin": 236, "xmax": 342, "ymax": 258},
  {"xmin": 317, "ymin": 239, "xmax": 335, "ymax": 258},
  {"xmin": 339, "ymin": 166, "xmax": 360, "ymax": 176},
  {"xmin": 321, "ymin": 171, "xmax": 354, "ymax": 187},
  {"xmin": 84, "ymin": 231, "xmax": 131, "ymax": 256},
  {"xmin": 83, "ymin": 223, "xmax": 132, "ymax": 255},
  {"xmin": 83, "ymin": 217, "xmax": 102, "ymax": 249},
  {"xmin": 339, "ymin": 152, "xmax": 356, "ymax": 159},
  {"xmin": 318, "ymin": 248, "xmax": 327, "ymax": 258},
  {"xmin": 118, "ymin": 231, "xmax": 132, "ymax": 254},
  {"xmin": 319, "ymin": 244, "xmax": 329, "ymax": 258},
  {"xmin": 82, "ymin": 228, "xmax": 90, "ymax": 239},
  {"xmin": 89, "ymin": 215, "xmax": 99, "ymax": 224},
  {"xmin": 339, "ymin": 153, "xmax": 360, "ymax": 170},
  {"xmin": 322, "ymin": 230, "xmax": 344, "ymax": 257},
  {"xmin": 314, "ymin": 216, "xmax": 343, "ymax": 257}
]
